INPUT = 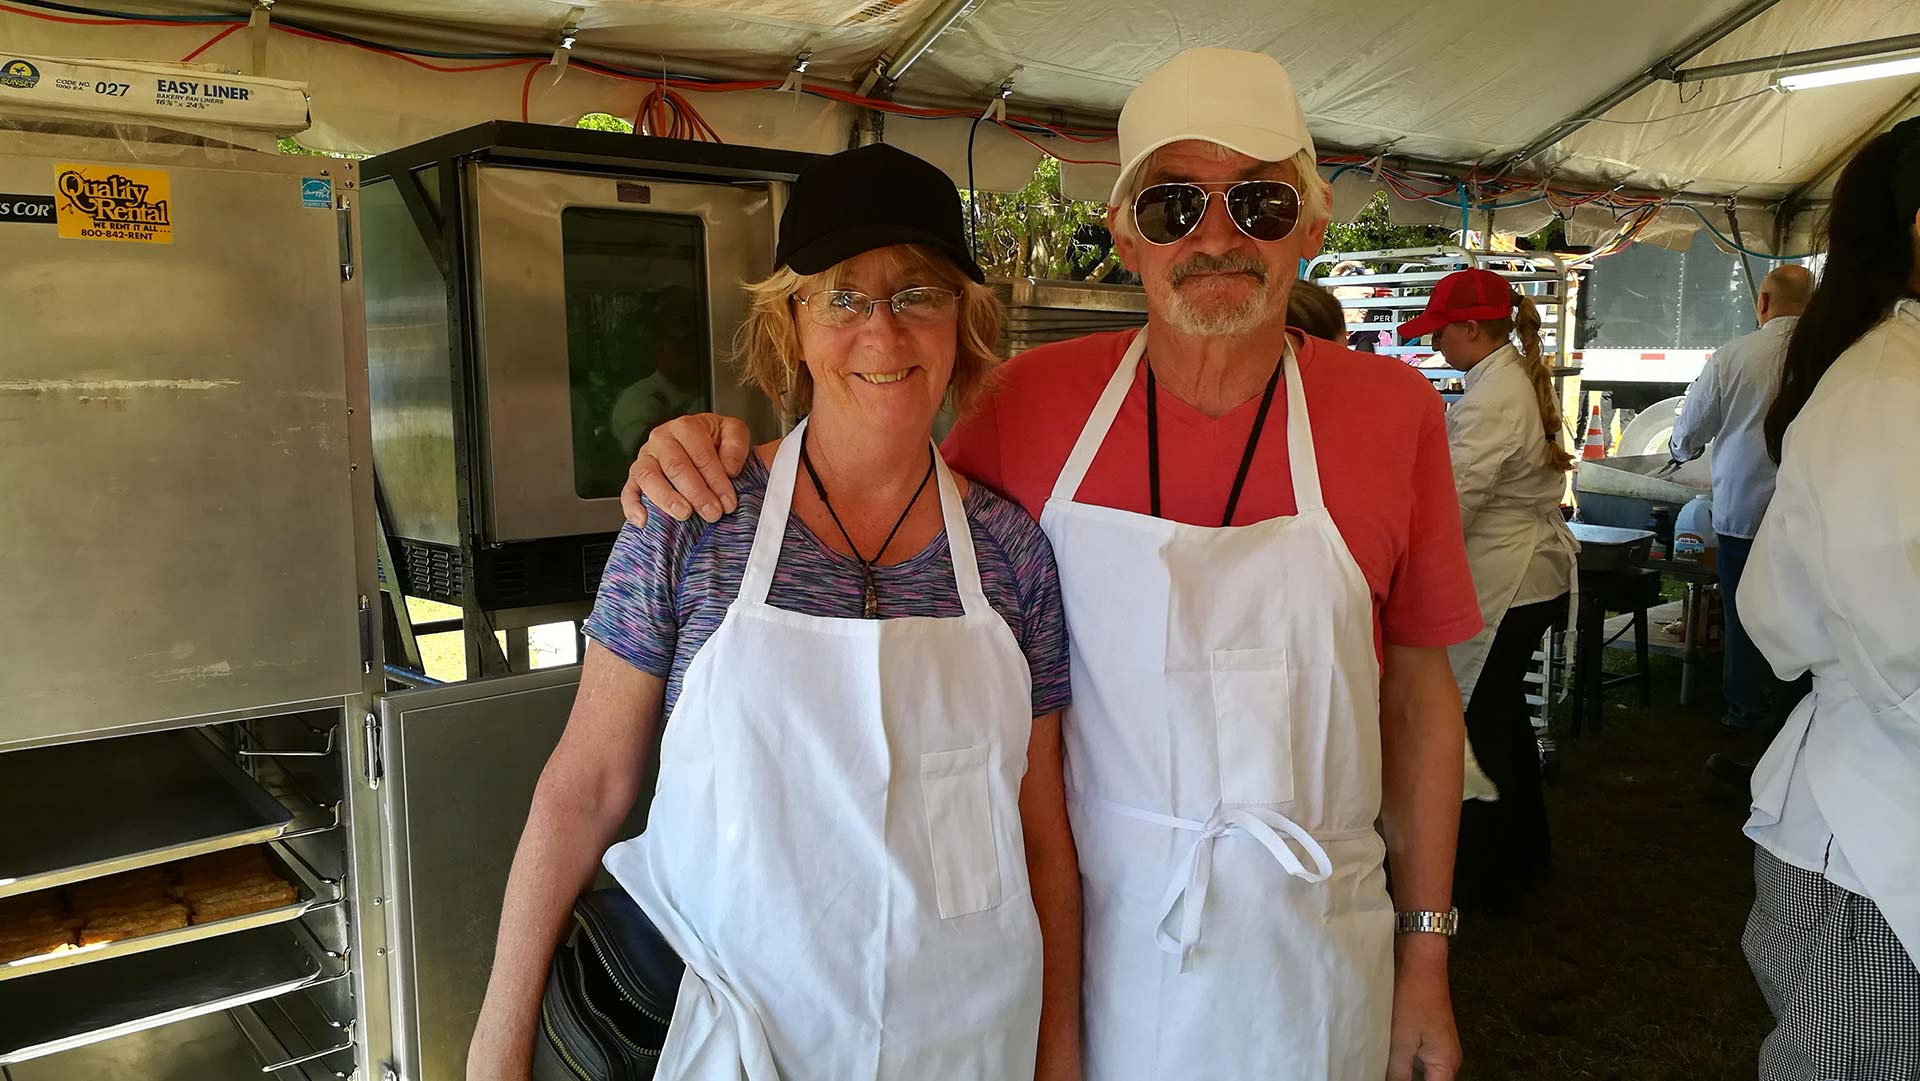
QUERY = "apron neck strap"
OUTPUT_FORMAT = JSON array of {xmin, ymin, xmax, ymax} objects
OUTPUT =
[
  {"xmin": 1049, "ymin": 328, "xmax": 1326, "ymax": 515},
  {"xmin": 741, "ymin": 416, "xmax": 990, "ymax": 616},
  {"xmin": 1051, "ymin": 329, "xmax": 1148, "ymax": 504},
  {"xmin": 1278, "ymin": 338, "xmax": 1323, "ymax": 513}
]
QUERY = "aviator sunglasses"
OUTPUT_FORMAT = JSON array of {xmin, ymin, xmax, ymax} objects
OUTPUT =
[{"xmin": 1132, "ymin": 179, "xmax": 1302, "ymax": 246}]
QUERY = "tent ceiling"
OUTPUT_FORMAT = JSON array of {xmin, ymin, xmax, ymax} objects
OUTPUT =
[{"xmin": 2, "ymin": 0, "xmax": 1916, "ymax": 249}]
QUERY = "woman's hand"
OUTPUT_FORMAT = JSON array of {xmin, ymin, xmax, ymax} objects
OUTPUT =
[
  {"xmin": 1020, "ymin": 710, "xmax": 1083, "ymax": 1081},
  {"xmin": 465, "ymin": 1022, "xmax": 532, "ymax": 1081},
  {"xmin": 621, "ymin": 413, "xmax": 754, "ymax": 526},
  {"xmin": 1386, "ymin": 934, "xmax": 1462, "ymax": 1081},
  {"xmin": 465, "ymin": 651, "xmax": 668, "ymax": 1081}
]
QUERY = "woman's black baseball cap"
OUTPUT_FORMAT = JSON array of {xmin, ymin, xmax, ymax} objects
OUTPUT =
[{"xmin": 774, "ymin": 143, "xmax": 986, "ymax": 284}]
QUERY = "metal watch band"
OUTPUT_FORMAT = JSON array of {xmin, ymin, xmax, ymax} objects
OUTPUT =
[{"xmin": 1394, "ymin": 907, "xmax": 1461, "ymax": 936}]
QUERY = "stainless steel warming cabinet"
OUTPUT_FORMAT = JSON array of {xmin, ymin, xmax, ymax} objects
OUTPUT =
[
  {"xmin": 0, "ymin": 128, "xmax": 388, "ymax": 1080},
  {"xmin": 358, "ymin": 124, "xmax": 812, "ymax": 679}
]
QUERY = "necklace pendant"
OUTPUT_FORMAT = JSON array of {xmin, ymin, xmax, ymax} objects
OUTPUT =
[{"xmin": 862, "ymin": 579, "xmax": 879, "ymax": 619}]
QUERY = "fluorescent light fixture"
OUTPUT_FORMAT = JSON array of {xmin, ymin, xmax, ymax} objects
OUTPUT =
[{"xmin": 1776, "ymin": 54, "xmax": 1920, "ymax": 91}]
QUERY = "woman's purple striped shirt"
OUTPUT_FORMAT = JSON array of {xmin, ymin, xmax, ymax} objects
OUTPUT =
[{"xmin": 583, "ymin": 452, "xmax": 1072, "ymax": 720}]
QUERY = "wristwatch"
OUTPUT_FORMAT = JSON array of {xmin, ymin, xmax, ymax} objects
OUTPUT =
[{"xmin": 1394, "ymin": 908, "xmax": 1461, "ymax": 937}]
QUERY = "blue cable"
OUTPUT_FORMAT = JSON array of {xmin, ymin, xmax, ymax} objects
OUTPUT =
[
  {"xmin": 1681, "ymin": 204, "xmax": 1816, "ymax": 261},
  {"xmin": 15, "ymin": 0, "xmax": 234, "ymax": 22}
]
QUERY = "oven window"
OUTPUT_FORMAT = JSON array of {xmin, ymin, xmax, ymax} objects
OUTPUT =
[{"xmin": 562, "ymin": 207, "xmax": 713, "ymax": 499}]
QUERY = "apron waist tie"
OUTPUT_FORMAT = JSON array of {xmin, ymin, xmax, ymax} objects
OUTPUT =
[{"xmin": 1069, "ymin": 793, "xmax": 1336, "ymax": 971}]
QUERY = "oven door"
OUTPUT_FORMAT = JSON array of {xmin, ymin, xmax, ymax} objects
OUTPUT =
[{"xmin": 470, "ymin": 164, "xmax": 779, "ymax": 543}]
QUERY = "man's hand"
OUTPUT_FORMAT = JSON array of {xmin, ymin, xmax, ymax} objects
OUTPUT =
[
  {"xmin": 620, "ymin": 413, "xmax": 753, "ymax": 527},
  {"xmin": 1386, "ymin": 935, "xmax": 1462, "ymax": 1081}
]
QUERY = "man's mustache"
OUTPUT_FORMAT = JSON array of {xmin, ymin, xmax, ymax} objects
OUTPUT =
[{"xmin": 1169, "ymin": 252, "xmax": 1269, "ymax": 287}]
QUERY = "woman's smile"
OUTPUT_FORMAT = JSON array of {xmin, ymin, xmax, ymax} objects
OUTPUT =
[{"xmin": 854, "ymin": 367, "xmax": 920, "ymax": 386}]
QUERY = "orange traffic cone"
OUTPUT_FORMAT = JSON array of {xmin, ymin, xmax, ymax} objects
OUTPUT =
[{"xmin": 1582, "ymin": 403, "xmax": 1607, "ymax": 460}]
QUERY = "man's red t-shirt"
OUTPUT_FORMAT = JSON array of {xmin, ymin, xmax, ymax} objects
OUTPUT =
[{"xmin": 941, "ymin": 329, "xmax": 1483, "ymax": 656}]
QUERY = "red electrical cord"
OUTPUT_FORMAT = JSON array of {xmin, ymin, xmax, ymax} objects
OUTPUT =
[
  {"xmin": 178, "ymin": 22, "xmax": 241, "ymax": 63},
  {"xmin": 0, "ymin": 0, "xmax": 1721, "ymax": 214}
]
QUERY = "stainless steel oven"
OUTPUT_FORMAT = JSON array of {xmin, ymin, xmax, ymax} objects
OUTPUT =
[
  {"xmin": 361, "ymin": 124, "xmax": 815, "ymax": 676},
  {"xmin": 470, "ymin": 163, "xmax": 776, "ymax": 541}
]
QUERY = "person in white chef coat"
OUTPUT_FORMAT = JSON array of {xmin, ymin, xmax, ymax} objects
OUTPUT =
[
  {"xmin": 467, "ymin": 144, "xmax": 1083, "ymax": 1081},
  {"xmin": 618, "ymin": 48, "xmax": 1485, "ymax": 1081},
  {"xmin": 1737, "ymin": 117, "xmax": 1920, "ymax": 1080},
  {"xmin": 1398, "ymin": 269, "xmax": 1578, "ymax": 903}
]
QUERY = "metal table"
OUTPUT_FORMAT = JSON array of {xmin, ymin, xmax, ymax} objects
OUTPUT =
[{"xmin": 1642, "ymin": 557, "xmax": 1722, "ymax": 705}]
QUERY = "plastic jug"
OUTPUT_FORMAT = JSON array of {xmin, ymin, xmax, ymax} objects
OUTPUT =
[{"xmin": 1673, "ymin": 494, "xmax": 1715, "ymax": 562}]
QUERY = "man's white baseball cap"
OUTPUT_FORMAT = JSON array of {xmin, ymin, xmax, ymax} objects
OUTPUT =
[{"xmin": 1108, "ymin": 48, "xmax": 1317, "ymax": 208}]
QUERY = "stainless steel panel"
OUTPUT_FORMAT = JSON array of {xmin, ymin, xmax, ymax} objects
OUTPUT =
[
  {"xmin": 992, "ymin": 277, "xmax": 1149, "ymax": 355},
  {"xmin": 1001, "ymin": 277, "xmax": 1149, "ymax": 313},
  {"xmin": 0, "ymin": 729, "xmax": 294, "ymax": 899},
  {"xmin": 0, "ymin": 132, "xmax": 370, "ymax": 746},
  {"xmin": 0, "ymin": 925, "xmax": 327, "ymax": 1065},
  {"xmin": 377, "ymin": 667, "xmax": 648, "ymax": 1081},
  {"xmin": 471, "ymin": 165, "xmax": 778, "ymax": 541},
  {"xmin": 363, "ymin": 176, "xmax": 459, "ymax": 547}
]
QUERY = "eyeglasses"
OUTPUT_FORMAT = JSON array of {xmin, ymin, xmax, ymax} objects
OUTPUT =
[
  {"xmin": 1132, "ymin": 180, "xmax": 1302, "ymax": 246},
  {"xmin": 792, "ymin": 286, "xmax": 959, "ymax": 328}
]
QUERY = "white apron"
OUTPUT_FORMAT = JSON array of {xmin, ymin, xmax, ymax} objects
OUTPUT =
[
  {"xmin": 603, "ymin": 418, "xmax": 1044, "ymax": 1081},
  {"xmin": 1450, "ymin": 507, "xmax": 1579, "ymax": 801},
  {"xmin": 1040, "ymin": 331, "xmax": 1394, "ymax": 1081},
  {"xmin": 1444, "ymin": 346, "xmax": 1580, "ymax": 801}
]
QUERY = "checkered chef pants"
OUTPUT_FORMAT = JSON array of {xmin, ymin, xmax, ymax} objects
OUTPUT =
[{"xmin": 1744, "ymin": 846, "xmax": 1920, "ymax": 1080}]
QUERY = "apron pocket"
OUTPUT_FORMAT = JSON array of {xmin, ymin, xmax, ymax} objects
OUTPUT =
[
  {"xmin": 920, "ymin": 745, "xmax": 1003, "ymax": 918},
  {"xmin": 1211, "ymin": 648, "xmax": 1295, "ymax": 805}
]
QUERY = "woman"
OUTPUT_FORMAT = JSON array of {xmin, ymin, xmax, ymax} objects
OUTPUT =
[
  {"xmin": 1285, "ymin": 279, "xmax": 1346, "ymax": 341},
  {"xmin": 1397, "ymin": 270, "xmax": 1577, "ymax": 901},
  {"xmin": 467, "ymin": 143, "xmax": 1081, "ymax": 1081},
  {"xmin": 1739, "ymin": 118, "xmax": 1920, "ymax": 1079}
]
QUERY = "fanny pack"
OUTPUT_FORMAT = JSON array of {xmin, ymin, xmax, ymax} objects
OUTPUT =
[{"xmin": 531, "ymin": 888, "xmax": 682, "ymax": 1081}]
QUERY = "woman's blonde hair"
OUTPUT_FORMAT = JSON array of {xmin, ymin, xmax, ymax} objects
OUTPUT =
[
  {"xmin": 1480, "ymin": 292, "xmax": 1574, "ymax": 472},
  {"xmin": 736, "ymin": 244, "xmax": 1002, "ymax": 419}
]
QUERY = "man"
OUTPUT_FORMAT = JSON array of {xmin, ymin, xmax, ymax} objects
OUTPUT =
[
  {"xmin": 623, "ymin": 48, "xmax": 1480, "ymax": 1080},
  {"xmin": 1671, "ymin": 265, "xmax": 1814, "ymax": 740}
]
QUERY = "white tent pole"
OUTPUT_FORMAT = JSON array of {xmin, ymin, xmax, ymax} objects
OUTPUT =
[
  {"xmin": 1669, "ymin": 32, "xmax": 1920, "ymax": 83},
  {"xmin": 1497, "ymin": 0, "xmax": 1785, "ymax": 174},
  {"xmin": 116, "ymin": 0, "xmax": 1798, "ymax": 214},
  {"xmin": 877, "ymin": 0, "xmax": 991, "ymax": 90},
  {"xmin": 1774, "ymin": 80, "xmax": 1920, "ymax": 233}
]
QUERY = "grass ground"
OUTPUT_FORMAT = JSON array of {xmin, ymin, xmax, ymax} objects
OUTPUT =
[{"xmin": 1451, "ymin": 652, "xmax": 1780, "ymax": 1080}]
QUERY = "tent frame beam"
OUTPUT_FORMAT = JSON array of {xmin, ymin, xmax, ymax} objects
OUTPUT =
[
  {"xmin": 124, "ymin": 0, "xmax": 1795, "ymax": 215},
  {"xmin": 1498, "ymin": 0, "xmax": 1784, "ymax": 174},
  {"xmin": 1669, "ymin": 32, "xmax": 1920, "ymax": 83},
  {"xmin": 1774, "ymin": 80, "xmax": 1920, "ymax": 238},
  {"xmin": 874, "ymin": 0, "xmax": 991, "ymax": 93}
]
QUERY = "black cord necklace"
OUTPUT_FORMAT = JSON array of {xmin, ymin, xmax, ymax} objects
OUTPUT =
[
  {"xmin": 1146, "ymin": 356, "xmax": 1284, "ymax": 526},
  {"xmin": 800, "ymin": 430, "xmax": 937, "ymax": 619}
]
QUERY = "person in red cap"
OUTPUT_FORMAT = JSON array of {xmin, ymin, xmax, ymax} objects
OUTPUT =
[
  {"xmin": 619, "ymin": 48, "xmax": 1481, "ymax": 1081},
  {"xmin": 1398, "ymin": 268, "xmax": 1578, "ymax": 903}
]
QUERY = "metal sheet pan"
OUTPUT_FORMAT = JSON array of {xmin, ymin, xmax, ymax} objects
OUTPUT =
[
  {"xmin": 0, "ymin": 730, "xmax": 295, "ymax": 899},
  {"xmin": 0, "ymin": 925, "xmax": 325, "ymax": 1066},
  {"xmin": 0, "ymin": 843, "xmax": 336, "ymax": 984}
]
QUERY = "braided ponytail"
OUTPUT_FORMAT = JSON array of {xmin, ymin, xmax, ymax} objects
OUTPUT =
[{"xmin": 1482, "ymin": 291, "xmax": 1573, "ymax": 472}]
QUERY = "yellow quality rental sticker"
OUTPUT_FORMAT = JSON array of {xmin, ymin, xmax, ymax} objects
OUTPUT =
[{"xmin": 55, "ymin": 163, "xmax": 172, "ymax": 244}]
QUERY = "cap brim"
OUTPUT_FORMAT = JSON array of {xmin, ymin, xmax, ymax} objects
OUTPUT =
[
  {"xmin": 1395, "ymin": 311, "xmax": 1446, "ymax": 343},
  {"xmin": 1397, "ymin": 302, "xmax": 1510, "ymax": 342},
  {"xmin": 1107, "ymin": 126, "xmax": 1313, "ymax": 207},
  {"xmin": 782, "ymin": 222, "xmax": 985, "ymax": 284}
]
